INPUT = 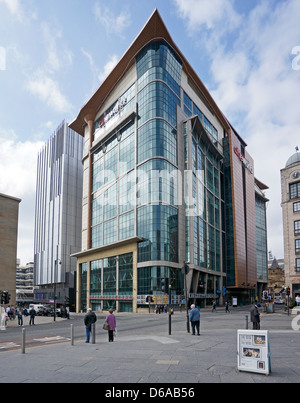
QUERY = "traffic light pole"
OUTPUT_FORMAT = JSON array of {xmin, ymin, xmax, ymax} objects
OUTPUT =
[
  {"xmin": 287, "ymin": 287, "xmax": 290, "ymax": 316},
  {"xmin": 0, "ymin": 304, "xmax": 6, "ymax": 331}
]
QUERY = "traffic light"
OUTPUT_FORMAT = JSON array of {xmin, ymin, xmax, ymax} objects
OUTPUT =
[
  {"xmin": 161, "ymin": 278, "xmax": 169, "ymax": 293},
  {"xmin": 182, "ymin": 264, "xmax": 190, "ymax": 275},
  {"xmin": 286, "ymin": 287, "xmax": 290, "ymax": 296},
  {"xmin": 0, "ymin": 291, "xmax": 9, "ymax": 304}
]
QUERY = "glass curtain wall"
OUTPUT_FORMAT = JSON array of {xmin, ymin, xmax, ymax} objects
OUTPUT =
[
  {"xmin": 184, "ymin": 121, "xmax": 224, "ymax": 274},
  {"xmin": 256, "ymin": 196, "xmax": 268, "ymax": 282},
  {"xmin": 136, "ymin": 41, "xmax": 182, "ymax": 295},
  {"xmin": 87, "ymin": 253, "xmax": 133, "ymax": 312},
  {"xmin": 91, "ymin": 120, "xmax": 135, "ymax": 248}
]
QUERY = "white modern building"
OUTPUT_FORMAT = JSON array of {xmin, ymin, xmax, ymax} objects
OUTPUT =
[{"xmin": 34, "ymin": 121, "xmax": 83, "ymax": 309}]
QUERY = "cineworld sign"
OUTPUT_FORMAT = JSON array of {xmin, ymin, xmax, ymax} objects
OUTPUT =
[
  {"xmin": 233, "ymin": 146, "xmax": 253, "ymax": 174},
  {"xmin": 98, "ymin": 97, "xmax": 128, "ymax": 129}
]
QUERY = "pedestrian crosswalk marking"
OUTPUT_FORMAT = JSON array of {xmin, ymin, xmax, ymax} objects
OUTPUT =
[
  {"xmin": 0, "ymin": 342, "xmax": 21, "ymax": 350},
  {"xmin": 33, "ymin": 336, "xmax": 70, "ymax": 344}
]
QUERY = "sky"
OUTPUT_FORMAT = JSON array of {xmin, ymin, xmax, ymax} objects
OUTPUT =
[{"xmin": 0, "ymin": 0, "xmax": 300, "ymax": 266}]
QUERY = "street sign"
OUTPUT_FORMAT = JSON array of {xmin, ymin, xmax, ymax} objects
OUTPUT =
[{"xmin": 237, "ymin": 330, "xmax": 271, "ymax": 376}]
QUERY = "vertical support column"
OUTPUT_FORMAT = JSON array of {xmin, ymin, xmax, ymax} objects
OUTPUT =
[
  {"xmin": 132, "ymin": 247, "xmax": 138, "ymax": 313},
  {"xmin": 21, "ymin": 328, "xmax": 26, "ymax": 354},
  {"xmin": 76, "ymin": 261, "xmax": 81, "ymax": 313},
  {"xmin": 87, "ymin": 260, "xmax": 91, "ymax": 310},
  {"xmin": 84, "ymin": 115, "xmax": 95, "ymax": 251},
  {"xmin": 84, "ymin": 114, "xmax": 95, "ymax": 312}
]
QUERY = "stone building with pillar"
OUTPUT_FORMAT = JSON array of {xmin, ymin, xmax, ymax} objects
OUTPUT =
[
  {"xmin": 0, "ymin": 193, "xmax": 21, "ymax": 306},
  {"xmin": 281, "ymin": 150, "xmax": 300, "ymax": 299}
]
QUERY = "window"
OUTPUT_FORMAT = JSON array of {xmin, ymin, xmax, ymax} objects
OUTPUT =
[
  {"xmin": 296, "ymin": 258, "xmax": 300, "ymax": 272},
  {"xmin": 294, "ymin": 202, "xmax": 300, "ymax": 212},
  {"xmin": 119, "ymin": 253, "xmax": 133, "ymax": 295},
  {"xmin": 296, "ymin": 239, "xmax": 300, "ymax": 254},
  {"xmin": 119, "ymin": 211, "xmax": 134, "ymax": 240},
  {"xmin": 103, "ymin": 257, "xmax": 116, "ymax": 295},
  {"xmin": 295, "ymin": 220, "xmax": 300, "ymax": 235},
  {"xmin": 290, "ymin": 181, "xmax": 300, "ymax": 199},
  {"xmin": 90, "ymin": 260, "xmax": 102, "ymax": 295},
  {"xmin": 138, "ymin": 119, "xmax": 177, "ymax": 165},
  {"xmin": 103, "ymin": 218, "xmax": 117, "ymax": 245},
  {"xmin": 137, "ymin": 203, "xmax": 178, "ymax": 262}
]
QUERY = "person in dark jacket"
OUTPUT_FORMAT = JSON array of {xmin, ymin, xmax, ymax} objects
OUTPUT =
[
  {"xmin": 250, "ymin": 304, "xmax": 261, "ymax": 329},
  {"xmin": 29, "ymin": 308, "xmax": 36, "ymax": 325},
  {"xmin": 189, "ymin": 304, "xmax": 200, "ymax": 336},
  {"xmin": 84, "ymin": 308, "xmax": 97, "ymax": 343}
]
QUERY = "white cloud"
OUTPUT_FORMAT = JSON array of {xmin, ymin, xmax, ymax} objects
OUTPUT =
[
  {"xmin": 94, "ymin": 2, "xmax": 131, "ymax": 36},
  {"xmin": 81, "ymin": 49, "xmax": 119, "ymax": 91},
  {"xmin": 0, "ymin": 131, "xmax": 43, "ymax": 198},
  {"xmin": 98, "ymin": 54, "xmax": 119, "ymax": 83},
  {"xmin": 173, "ymin": 0, "xmax": 241, "ymax": 32},
  {"xmin": 26, "ymin": 71, "xmax": 73, "ymax": 113},
  {"xmin": 174, "ymin": 0, "xmax": 300, "ymax": 258},
  {"xmin": 0, "ymin": 0, "xmax": 23, "ymax": 22},
  {"xmin": 0, "ymin": 131, "xmax": 44, "ymax": 264},
  {"xmin": 41, "ymin": 22, "xmax": 73, "ymax": 74},
  {"xmin": 0, "ymin": 46, "xmax": 6, "ymax": 70}
]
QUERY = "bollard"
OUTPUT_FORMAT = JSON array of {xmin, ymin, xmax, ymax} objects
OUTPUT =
[
  {"xmin": 21, "ymin": 328, "xmax": 26, "ymax": 354},
  {"xmin": 244, "ymin": 315, "xmax": 248, "ymax": 329},
  {"xmin": 70, "ymin": 324, "xmax": 74, "ymax": 346},
  {"xmin": 92, "ymin": 323, "xmax": 96, "ymax": 344}
]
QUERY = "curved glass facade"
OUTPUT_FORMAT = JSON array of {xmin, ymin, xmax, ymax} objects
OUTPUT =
[
  {"xmin": 136, "ymin": 41, "xmax": 181, "ymax": 268},
  {"xmin": 185, "ymin": 127, "xmax": 224, "ymax": 272}
]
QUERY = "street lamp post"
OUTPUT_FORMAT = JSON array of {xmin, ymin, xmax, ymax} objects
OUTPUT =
[
  {"xmin": 182, "ymin": 263, "xmax": 190, "ymax": 333},
  {"xmin": 54, "ymin": 245, "xmax": 61, "ymax": 322},
  {"xmin": 168, "ymin": 281, "xmax": 172, "ymax": 335}
]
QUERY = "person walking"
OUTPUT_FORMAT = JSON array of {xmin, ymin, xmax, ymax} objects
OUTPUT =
[
  {"xmin": 225, "ymin": 301, "xmax": 230, "ymax": 313},
  {"xmin": 212, "ymin": 301, "xmax": 217, "ymax": 312},
  {"xmin": 189, "ymin": 304, "xmax": 200, "ymax": 336},
  {"xmin": 29, "ymin": 307, "xmax": 36, "ymax": 325},
  {"xmin": 105, "ymin": 308, "xmax": 116, "ymax": 342},
  {"xmin": 84, "ymin": 308, "xmax": 97, "ymax": 343},
  {"xmin": 16, "ymin": 307, "xmax": 23, "ymax": 326},
  {"xmin": 250, "ymin": 303, "xmax": 261, "ymax": 330}
]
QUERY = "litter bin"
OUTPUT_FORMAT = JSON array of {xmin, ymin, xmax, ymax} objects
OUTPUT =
[{"xmin": 266, "ymin": 303, "xmax": 274, "ymax": 313}]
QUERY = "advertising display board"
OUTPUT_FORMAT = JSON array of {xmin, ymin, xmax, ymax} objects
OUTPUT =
[{"xmin": 237, "ymin": 330, "xmax": 271, "ymax": 375}]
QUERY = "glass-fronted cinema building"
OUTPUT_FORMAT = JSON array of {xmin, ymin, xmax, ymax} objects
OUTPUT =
[{"xmin": 70, "ymin": 10, "xmax": 268, "ymax": 312}]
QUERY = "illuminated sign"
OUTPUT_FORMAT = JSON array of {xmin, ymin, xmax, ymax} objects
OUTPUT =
[{"xmin": 234, "ymin": 146, "xmax": 253, "ymax": 174}]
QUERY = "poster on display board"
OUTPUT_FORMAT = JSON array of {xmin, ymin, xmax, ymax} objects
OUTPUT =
[{"xmin": 237, "ymin": 330, "xmax": 271, "ymax": 376}]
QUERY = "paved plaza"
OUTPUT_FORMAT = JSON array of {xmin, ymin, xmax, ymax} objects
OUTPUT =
[{"xmin": 0, "ymin": 308, "xmax": 299, "ymax": 385}]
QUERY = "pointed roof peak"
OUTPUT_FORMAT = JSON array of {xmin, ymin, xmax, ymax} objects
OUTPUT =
[{"xmin": 70, "ymin": 8, "xmax": 230, "ymax": 136}]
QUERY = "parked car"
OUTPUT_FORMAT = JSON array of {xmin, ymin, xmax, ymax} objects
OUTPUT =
[
  {"xmin": 42, "ymin": 306, "xmax": 54, "ymax": 316},
  {"xmin": 29, "ymin": 304, "xmax": 45, "ymax": 315}
]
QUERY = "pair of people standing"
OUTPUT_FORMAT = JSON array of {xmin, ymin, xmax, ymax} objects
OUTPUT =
[{"xmin": 84, "ymin": 308, "xmax": 116, "ymax": 343}]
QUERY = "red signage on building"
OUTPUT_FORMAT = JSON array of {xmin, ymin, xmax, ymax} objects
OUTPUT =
[{"xmin": 234, "ymin": 146, "xmax": 253, "ymax": 174}]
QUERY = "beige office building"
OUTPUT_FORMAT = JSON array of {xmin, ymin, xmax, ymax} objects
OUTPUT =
[
  {"xmin": 0, "ymin": 193, "xmax": 21, "ymax": 305},
  {"xmin": 281, "ymin": 151, "xmax": 300, "ymax": 297}
]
